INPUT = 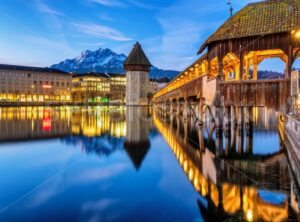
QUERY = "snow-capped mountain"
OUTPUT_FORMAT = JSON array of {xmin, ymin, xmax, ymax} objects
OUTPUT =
[{"xmin": 51, "ymin": 48, "xmax": 179, "ymax": 79}]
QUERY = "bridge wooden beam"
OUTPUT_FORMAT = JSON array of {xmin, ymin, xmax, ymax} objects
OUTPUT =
[
  {"xmin": 252, "ymin": 52, "xmax": 258, "ymax": 80},
  {"xmin": 218, "ymin": 58, "xmax": 223, "ymax": 80},
  {"xmin": 286, "ymin": 45, "xmax": 292, "ymax": 79}
]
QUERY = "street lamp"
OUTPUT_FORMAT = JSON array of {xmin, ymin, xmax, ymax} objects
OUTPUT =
[{"xmin": 292, "ymin": 30, "xmax": 300, "ymax": 39}]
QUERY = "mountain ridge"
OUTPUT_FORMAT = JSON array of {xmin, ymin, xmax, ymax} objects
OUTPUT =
[{"xmin": 51, "ymin": 48, "xmax": 179, "ymax": 79}]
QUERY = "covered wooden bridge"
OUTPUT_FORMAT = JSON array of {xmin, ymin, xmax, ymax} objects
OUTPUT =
[{"xmin": 154, "ymin": 0, "xmax": 300, "ymax": 122}]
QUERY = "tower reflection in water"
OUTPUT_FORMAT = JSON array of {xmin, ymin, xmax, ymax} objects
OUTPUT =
[
  {"xmin": 124, "ymin": 107, "xmax": 152, "ymax": 170},
  {"xmin": 0, "ymin": 106, "xmax": 153, "ymax": 169},
  {"xmin": 154, "ymin": 107, "xmax": 300, "ymax": 222}
]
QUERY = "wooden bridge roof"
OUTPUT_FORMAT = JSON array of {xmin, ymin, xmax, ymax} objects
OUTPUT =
[{"xmin": 198, "ymin": 0, "xmax": 300, "ymax": 54}]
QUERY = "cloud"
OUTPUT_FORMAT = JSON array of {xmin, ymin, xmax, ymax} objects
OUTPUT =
[
  {"xmin": 73, "ymin": 163, "xmax": 129, "ymax": 183},
  {"xmin": 88, "ymin": 0, "xmax": 125, "ymax": 7},
  {"xmin": 72, "ymin": 22, "xmax": 132, "ymax": 41},
  {"xmin": 82, "ymin": 199, "xmax": 118, "ymax": 211},
  {"xmin": 88, "ymin": 0, "xmax": 158, "ymax": 9},
  {"xmin": 153, "ymin": 0, "xmax": 224, "ymax": 70},
  {"xmin": 82, "ymin": 199, "xmax": 120, "ymax": 222},
  {"xmin": 22, "ymin": 35, "xmax": 73, "ymax": 54},
  {"xmin": 27, "ymin": 175, "xmax": 66, "ymax": 208},
  {"xmin": 36, "ymin": 1, "xmax": 64, "ymax": 16},
  {"xmin": 80, "ymin": 42, "xmax": 106, "ymax": 47},
  {"xmin": 99, "ymin": 12, "xmax": 114, "ymax": 21},
  {"xmin": 126, "ymin": 0, "xmax": 158, "ymax": 10}
]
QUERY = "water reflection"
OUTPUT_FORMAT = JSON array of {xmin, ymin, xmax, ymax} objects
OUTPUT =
[
  {"xmin": 0, "ymin": 107, "xmax": 71, "ymax": 141},
  {"xmin": 124, "ymin": 107, "xmax": 151, "ymax": 170},
  {"xmin": 154, "ymin": 107, "xmax": 300, "ymax": 221},
  {"xmin": 0, "ymin": 106, "xmax": 299, "ymax": 221},
  {"xmin": 0, "ymin": 106, "xmax": 153, "ymax": 168},
  {"xmin": 0, "ymin": 107, "xmax": 128, "ymax": 142}
]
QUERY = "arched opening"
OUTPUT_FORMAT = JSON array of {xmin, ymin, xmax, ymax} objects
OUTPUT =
[
  {"xmin": 257, "ymin": 58, "xmax": 286, "ymax": 80},
  {"xmin": 202, "ymin": 60, "xmax": 209, "ymax": 75},
  {"xmin": 210, "ymin": 57, "xmax": 219, "ymax": 78},
  {"xmin": 244, "ymin": 49, "xmax": 287, "ymax": 80},
  {"xmin": 223, "ymin": 53, "xmax": 240, "ymax": 81},
  {"xmin": 292, "ymin": 54, "xmax": 300, "ymax": 70},
  {"xmin": 292, "ymin": 55, "xmax": 300, "ymax": 108}
]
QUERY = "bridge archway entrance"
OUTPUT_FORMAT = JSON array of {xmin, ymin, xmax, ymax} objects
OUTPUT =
[
  {"xmin": 257, "ymin": 58, "xmax": 286, "ymax": 80},
  {"xmin": 223, "ymin": 53, "xmax": 240, "ymax": 81},
  {"xmin": 243, "ymin": 49, "xmax": 288, "ymax": 80},
  {"xmin": 210, "ymin": 57, "xmax": 219, "ymax": 78}
]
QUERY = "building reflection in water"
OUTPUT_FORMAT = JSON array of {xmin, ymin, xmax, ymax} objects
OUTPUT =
[
  {"xmin": 0, "ymin": 106, "xmax": 153, "ymax": 169},
  {"xmin": 0, "ymin": 106, "xmax": 128, "ymax": 141},
  {"xmin": 70, "ymin": 107, "xmax": 126, "ymax": 138},
  {"xmin": 0, "ymin": 107, "xmax": 72, "ymax": 141},
  {"xmin": 124, "ymin": 107, "xmax": 152, "ymax": 170},
  {"xmin": 154, "ymin": 107, "xmax": 300, "ymax": 222}
]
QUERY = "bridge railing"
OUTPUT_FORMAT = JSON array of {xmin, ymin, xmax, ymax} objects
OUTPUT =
[
  {"xmin": 220, "ymin": 79, "xmax": 290, "ymax": 110},
  {"xmin": 154, "ymin": 75, "xmax": 206, "ymax": 101}
]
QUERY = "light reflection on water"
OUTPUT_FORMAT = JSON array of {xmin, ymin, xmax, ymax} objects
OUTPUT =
[{"xmin": 0, "ymin": 106, "xmax": 298, "ymax": 222}]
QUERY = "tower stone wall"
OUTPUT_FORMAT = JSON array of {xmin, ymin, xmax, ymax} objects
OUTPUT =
[
  {"xmin": 124, "ymin": 42, "xmax": 151, "ymax": 106},
  {"xmin": 126, "ymin": 71, "xmax": 149, "ymax": 106}
]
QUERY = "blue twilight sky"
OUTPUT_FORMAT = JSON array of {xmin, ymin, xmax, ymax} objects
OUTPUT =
[{"xmin": 0, "ymin": 0, "xmax": 294, "ymax": 71}]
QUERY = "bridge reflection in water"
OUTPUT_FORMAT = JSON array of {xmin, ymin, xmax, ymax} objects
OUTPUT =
[
  {"xmin": 154, "ymin": 108, "xmax": 300, "ymax": 222},
  {"xmin": 0, "ymin": 106, "xmax": 299, "ymax": 221}
]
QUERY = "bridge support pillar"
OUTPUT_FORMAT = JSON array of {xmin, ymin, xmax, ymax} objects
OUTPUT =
[
  {"xmin": 163, "ymin": 102, "xmax": 167, "ymax": 118},
  {"xmin": 237, "ymin": 107, "xmax": 244, "ymax": 154},
  {"xmin": 215, "ymin": 106, "xmax": 224, "ymax": 156},
  {"xmin": 245, "ymin": 107, "xmax": 253, "ymax": 154},
  {"xmin": 224, "ymin": 106, "xmax": 231, "ymax": 130},
  {"xmin": 183, "ymin": 120, "xmax": 189, "ymax": 143},
  {"xmin": 224, "ymin": 106, "xmax": 231, "ymax": 156},
  {"xmin": 158, "ymin": 102, "xmax": 162, "ymax": 111},
  {"xmin": 183, "ymin": 99, "xmax": 190, "ymax": 121},
  {"xmin": 176, "ymin": 100, "xmax": 181, "ymax": 116},
  {"xmin": 231, "ymin": 106, "xmax": 237, "ymax": 126},
  {"xmin": 198, "ymin": 126, "xmax": 205, "ymax": 151},
  {"xmin": 215, "ymin": 106, "xmax": 223, "ymax": 132},
  {"xmin": 198, "ymin": 99, "xmax": 205, "ymax": 126},
  {"xmin": 176, "ymin": 116, "xmax": 180, "ymax": 135},
  {"xmin": 237, "ymin": 106, "xmax": 244, "ymax": 132},
  {"xmin": 169, "ymin": 101, "xmax": 174, "ymax": 115}
]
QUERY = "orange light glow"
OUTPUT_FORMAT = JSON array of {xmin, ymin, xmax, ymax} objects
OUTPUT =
[
  {"xmin": 42, "ymin": 85, "xmax": 52, "ymax": 89},
  {"xmin": 42, "ymin": 118, "xmax": 52, "ymax": 131}
]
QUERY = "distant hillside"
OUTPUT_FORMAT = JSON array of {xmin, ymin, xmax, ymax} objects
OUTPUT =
[
  {"xmin": 51, "ymin": 48, "xmax": 179, "ymax": 79},
  {"xmin": 258, "ymin": 70, "xmax": 285, "ymax": 79}
]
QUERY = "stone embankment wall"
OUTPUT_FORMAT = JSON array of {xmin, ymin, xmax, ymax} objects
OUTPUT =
[{"xmin": 285, "ymin": 115, "xmax": 300, "ymax": 186}]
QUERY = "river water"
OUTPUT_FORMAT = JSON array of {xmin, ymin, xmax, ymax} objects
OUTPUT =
[{"xmin": 0, "ymin": 106, "xmax": 299, "ymax": 221}]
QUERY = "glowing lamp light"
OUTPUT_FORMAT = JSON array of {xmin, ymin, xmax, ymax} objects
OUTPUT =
[
  {"xmin": 292, "ymin": 30, "xmax": 300, "ymax": 39},
  {"xmin": 42, "ymin": 85, "xmax": 52, "ymax": 89},
  {"xmin": 42, "ymin": 118, "xmax": 52, "ymax": 131},
  {"xmin": 246, "ymin": 209, "xmax": 254, "ymax": 222}
]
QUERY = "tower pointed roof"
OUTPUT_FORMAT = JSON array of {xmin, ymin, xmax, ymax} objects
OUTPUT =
[{"xmin": 124, "ymin": 42, "xmax": 151, "ymax": 69}]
